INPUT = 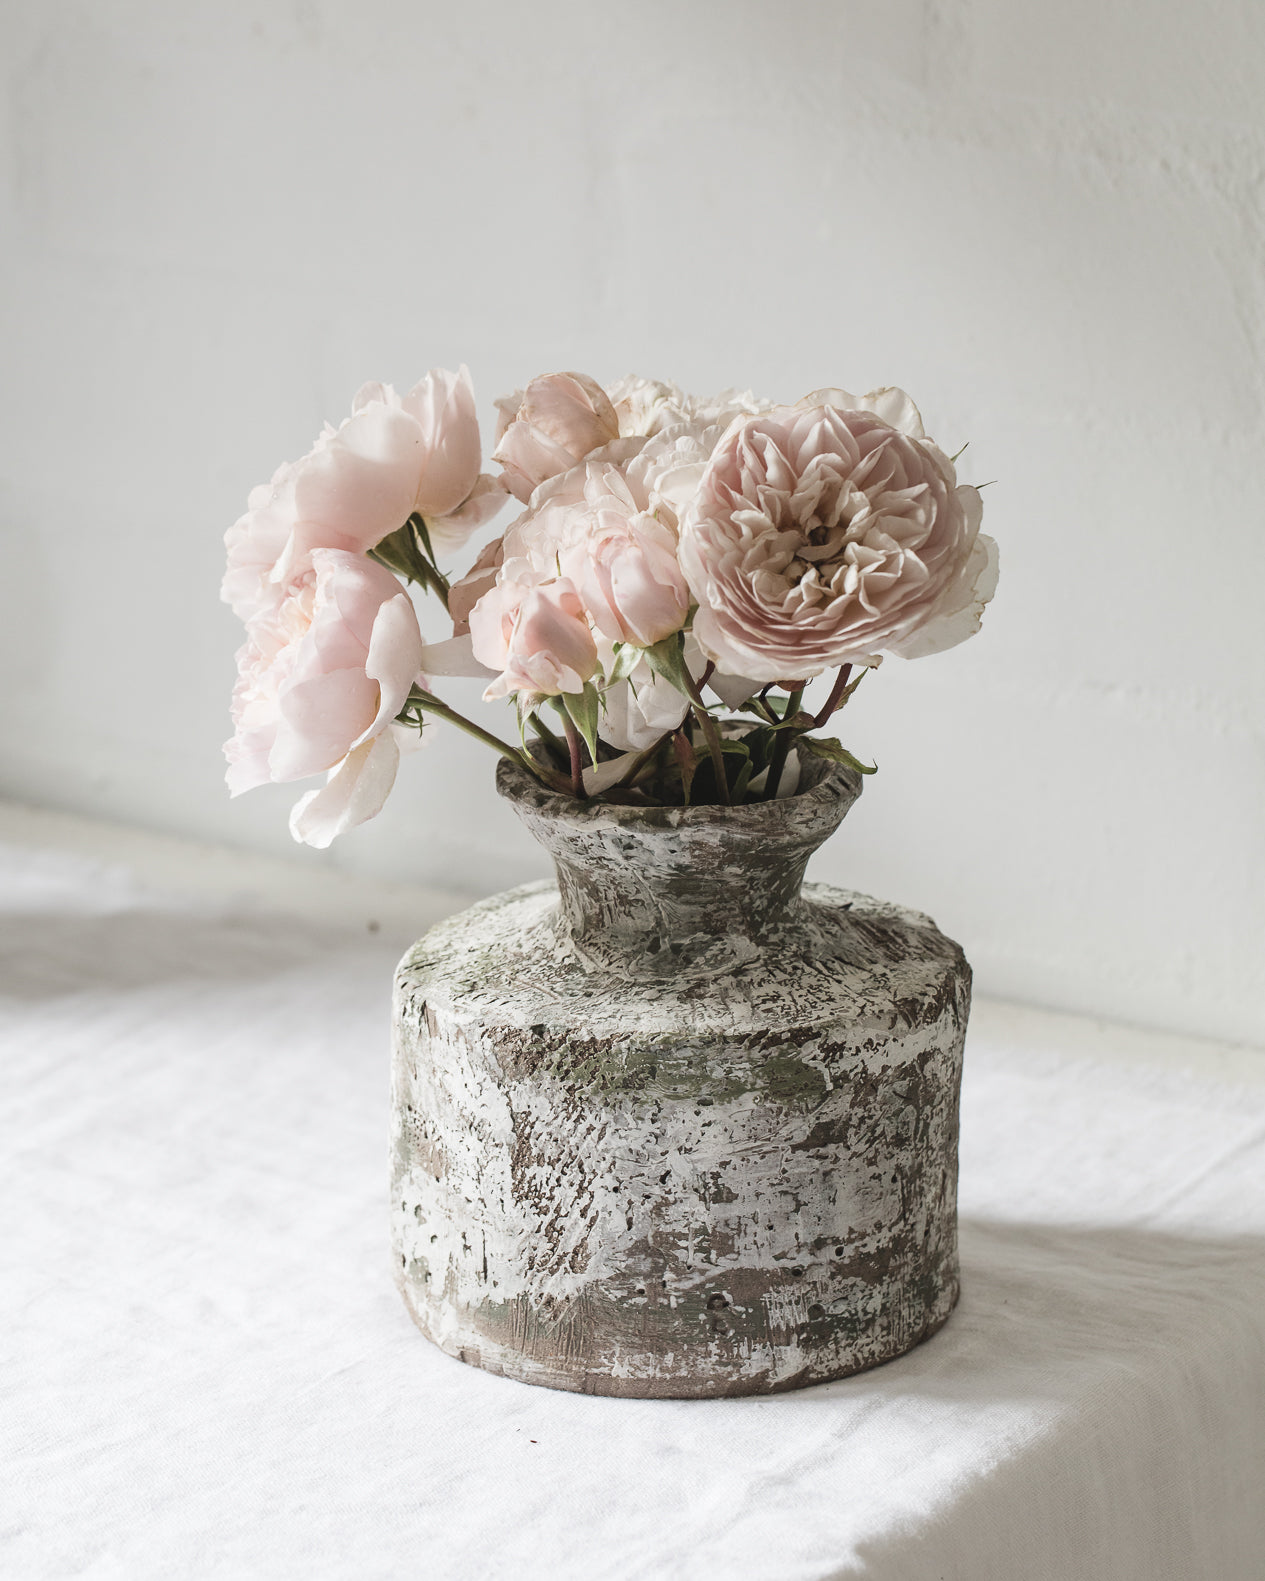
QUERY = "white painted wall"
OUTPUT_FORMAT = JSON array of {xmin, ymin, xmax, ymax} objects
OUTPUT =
[{"xmin": 2, "ymin": 0, "xmax": 1263, "ymax": 1046}]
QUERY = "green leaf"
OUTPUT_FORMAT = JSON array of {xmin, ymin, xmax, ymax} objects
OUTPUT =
[
  {"xmin": 368, "ymin": 535, "xmax": 415, "ymax": 581},
  {"xmin": 605, "ymin": 643, "xmax": 644, "ymax": 687},
  {"xmin": 560, "ymin": 682, "xmax": 601, "ymax": 766},
  {"xmin": 643, "ymin": 632, "xmax": 695, "ymax": 699},
  {"xmin": 411, "ymin": 514, "xmax": 438, "ymax": 565},
  {"xmin": 799, "ymin": 735, "xmax": 878, "ymax": 774}
]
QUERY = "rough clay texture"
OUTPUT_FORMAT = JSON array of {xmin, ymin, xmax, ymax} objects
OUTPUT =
[{"xmin": 391, "ymin": 759, "xmax": 971, "ymax": 1398}]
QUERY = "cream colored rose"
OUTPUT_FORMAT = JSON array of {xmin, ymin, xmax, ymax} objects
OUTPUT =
[{"xmin": 678, "ymin": 393, "xmax": 998, "ymax": 681}]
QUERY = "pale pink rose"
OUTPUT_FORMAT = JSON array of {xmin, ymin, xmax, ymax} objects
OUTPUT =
[
  {"xmin": 679, "ymin": 397, "xmax": 998, "ymax": 681},
  {"xmin": 557, "ymin": 470, "xmax": 689, "ymax": 649},
  {"xmin": 492, "ymin": 372, "xmax": 620, "ymax": 502},
  {"xmin": 225, "ymin": 551, "xmax": 424, "ymax": 845},
  {"xmin": 469, "ymin": 576, "xmax": 599, "ymax": 700},
  {"xmin": 223, "ymin": 368, "xmax": 503, "ymax": 624},
  {"xmin": 493, "ymin": 462, "xmax": 689, "ymax": 651},
  {"xmin": 222, "ymin": 459, "xmax": 304, "ymax": 624}
]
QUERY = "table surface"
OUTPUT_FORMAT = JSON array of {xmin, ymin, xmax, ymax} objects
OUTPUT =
[{"xmin": 3, "ymin": 802, "xmax": 1264, "ymax": 1581}]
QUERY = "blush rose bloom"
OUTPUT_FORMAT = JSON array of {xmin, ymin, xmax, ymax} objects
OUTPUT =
[
  {"xmin": 493, "ymin": 372, "xmax": 644, "ymax": 503},
  {"xmin": 469, "ymin": 575, "xmax": 599, "ymax": 700},
  {"xmin": 501, "ymin": 462, "xmax": 689, "ymax": 650},
  {"xmin": 225, "ymin": 550, "xmax": 424, "ymax": 847},
  {"xmin": 223, "ymin": 367, "xmax": 504, "ymax": 624},
  {"xmin": 678, "ymin": 392, "xmax": 998, "ymax": 682}
]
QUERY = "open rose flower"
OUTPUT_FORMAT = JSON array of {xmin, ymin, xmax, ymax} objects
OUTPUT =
[
  {"xmin": 493, "ymin": 372, "xmax": 639, "ymax": 503},
  {"xmin": 469, "ymin": 575, "xmax": 599, "ymax": 700},
  {"xmin": 501, "ymin": 463, "xmax": 689, "ymax": 648},
  {"xmin": 679, "ymin": 391, "xmax": 998, "ymax": 681},
  {"xmin": 223, "ymin": 367, "xmax": 504, "ymax": 624},
  {"xmin": 225, "ymin": 550, "xmax": 424, "ymax": 847}
]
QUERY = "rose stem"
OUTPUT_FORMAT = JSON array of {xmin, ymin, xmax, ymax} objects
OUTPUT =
[
  {"xmin": 812, "ymin": 664, "xmax": 853, "ymax": 729},
  {"xmin": 561, "ymin": 712, "xmax": 586, "ymax": 799},
  {"xmin": 528, "ymin": 709, "xmax": 567, "ymax": 765},
  {"xmin": 407, "ymin": 688, "xmax": 542, "ymax": 780},
  {"xmin": 680, "ymin": 660, "xmax": 730, "ymax": 805},
  {"xmin": 764, "ymin": 686, "xmax": 805, "ymax": 800}
]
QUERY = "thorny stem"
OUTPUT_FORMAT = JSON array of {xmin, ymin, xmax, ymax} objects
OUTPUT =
[
  {"xmin": 764, "ymin": 686, "xmax": 804, "ymax": 800},
  {"xmin": 812, "ymin": 664, "xmax": 854, "ymax": 729}
]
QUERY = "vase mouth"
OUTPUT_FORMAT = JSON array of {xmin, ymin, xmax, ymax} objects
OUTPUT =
[{"xmin": 495, "ymin": 749, "xmax": 864, "ymax": 832}]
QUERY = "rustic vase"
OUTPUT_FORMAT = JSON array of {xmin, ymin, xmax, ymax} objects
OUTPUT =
[{"xmin": 390, "ymin": 753, "xmax": 970, "ymax": 1398}]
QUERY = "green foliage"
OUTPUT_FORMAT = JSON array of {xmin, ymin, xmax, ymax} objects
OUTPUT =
[
  {"xmin": 605, "ymin": 643, "xmax": 643, "ymax": 686},
  {"xmin": 798, "ymin": 736, "xmax": 878, "ymax": 774},
  {"xmin": 643, "ymin": 632, "xmax": 695, "ymax": 698},
  {"xmin": 559, "ymin": 682, "xmax": 602, "ymax": 766}
]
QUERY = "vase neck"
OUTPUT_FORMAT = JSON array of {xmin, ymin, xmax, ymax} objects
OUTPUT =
[
  {"xmin": 497, "ymin": 758, "xmax": 862, "ymax": 980},
  {"xmin": 550, "ymin": 828, "xmax": 816, "ymax": 950}
]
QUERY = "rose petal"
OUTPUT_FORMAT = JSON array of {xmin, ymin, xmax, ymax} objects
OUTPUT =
[{"xmin": 289, "ymin": 732, "xmax": 400, "ymax": 849}]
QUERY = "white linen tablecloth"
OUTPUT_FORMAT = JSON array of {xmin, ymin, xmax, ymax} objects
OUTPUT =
[{"xmin": 2, "ymin": 829, "xmax": 1264, "ymax": 1580}]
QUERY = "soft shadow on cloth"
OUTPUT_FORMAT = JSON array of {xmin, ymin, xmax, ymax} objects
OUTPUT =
[{"xmin": 813, "ymin": 1218, "xmax": 1265, "ymax": 1581}]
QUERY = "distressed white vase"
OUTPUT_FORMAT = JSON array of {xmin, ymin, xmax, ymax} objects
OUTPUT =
[{"xmin": 391, "ymin": 754, "xmax": 970, "ymax": 1398}]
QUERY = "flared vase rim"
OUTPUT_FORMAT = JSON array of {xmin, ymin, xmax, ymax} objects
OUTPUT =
[{"xmin": 495, "ymin": 751, "xmax": 864, "ymax": 835}]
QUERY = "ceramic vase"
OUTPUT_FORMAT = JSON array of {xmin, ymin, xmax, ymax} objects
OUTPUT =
[{"xmin": 390, "ymin": 755, "xmax": 970, "ymax": 1397}]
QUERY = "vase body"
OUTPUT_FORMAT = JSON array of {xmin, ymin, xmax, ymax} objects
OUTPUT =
[{"xmin": 391, "ymin": 756, "xmax": 970, "ymax": 1398}]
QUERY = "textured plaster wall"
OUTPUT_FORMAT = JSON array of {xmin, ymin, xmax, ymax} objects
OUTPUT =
[{"xmin": 1, "ymin": 0, "xmax": 1263, "ymax": 1046}]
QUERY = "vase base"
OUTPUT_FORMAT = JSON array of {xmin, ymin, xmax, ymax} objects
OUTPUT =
[{"xmin": 395, "ymin": 1271, "xmax": 961, "ymax": 1397}]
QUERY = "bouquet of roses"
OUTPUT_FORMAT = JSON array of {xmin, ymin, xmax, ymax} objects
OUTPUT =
[{"xmin": 222, "ymin": 370, "xmax": 997, "ymax": 847}]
